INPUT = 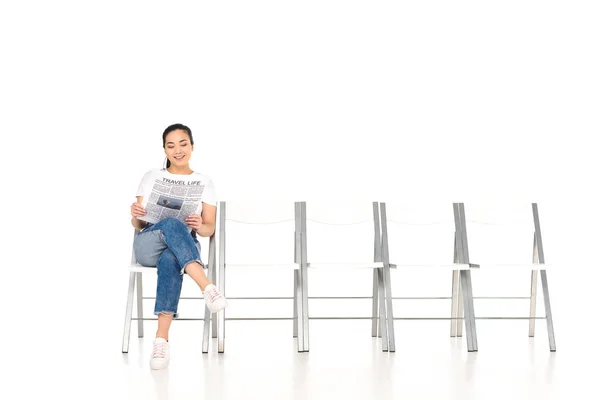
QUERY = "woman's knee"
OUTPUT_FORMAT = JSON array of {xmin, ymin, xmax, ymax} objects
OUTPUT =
[
  {"xmin": 157, "ymin": 249, "xmax": 180, "ymax": 273},
  {"xmin": 158, "ymin": 217, "xmax": 187, "ymax": 232},
  {"xmin": 133, "ymin": 230, "xmax": 165, "ymax": 266}
]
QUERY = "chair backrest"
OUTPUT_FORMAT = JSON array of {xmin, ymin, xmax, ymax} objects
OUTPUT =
[
  {"xmin": 380, "ymin": 202, "xmax": 460, "ymax": 267},
  {"xmin": 303, "ymin": 201, "xmax": 380, "ymax": 265},
  {"xmin": 463, "ymin": 202, "xmax": 542, "ymax": 266},
  {"xmin": 218, "ymin": 200, "xmax": 298, "ymax": 265},
  {"xmin": 378, "ymin": 202, "xmax": 462, "ymax": 301},
  {"xmin": 462, "ymin": 202, "xmax": 544, "ymax": 302}
]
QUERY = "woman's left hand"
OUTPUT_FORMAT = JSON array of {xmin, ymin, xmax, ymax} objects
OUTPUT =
[{"xmin": 186, "ymin": 214, "xmax": 203, "ymax": 232}]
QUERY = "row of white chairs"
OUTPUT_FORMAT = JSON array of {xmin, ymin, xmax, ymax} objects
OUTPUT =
[{"xmin": 122, "ymin": 202, "xmax": 556, "ymax": 354}]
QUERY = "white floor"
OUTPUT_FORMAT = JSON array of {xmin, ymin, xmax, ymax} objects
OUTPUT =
[
  {"xmin": 7, "ymin": 266, "xmax": 598, "ymax": 400},
  {"xmin": 8, "ymin": 244, "xmax": 598, "ymax": 400},
  {"xmin": 110, "ymin": 317, "xmax": 586, "ymax": 400},
  {"xmin": 5, "ymin": 263, "xmax": 591, "ymax": 400}
]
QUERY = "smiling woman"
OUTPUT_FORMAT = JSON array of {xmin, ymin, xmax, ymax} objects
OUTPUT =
[
  {"xmin": 128, "ymin": 123, "xmax": 228, "ymax": 370},
  {"xmin": 163, "ymin": 124, "xmax": 194, "ymax": 170}
]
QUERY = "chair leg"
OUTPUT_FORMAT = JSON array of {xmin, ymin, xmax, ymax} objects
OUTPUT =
[
  {"xmin": 377, "ymin": 269, "xmax": 389, "ymax": 352},
  {"xmin": 540, "ymin": 270, "xmax": 557, "ymax": 351},
  {"xmin": 457, "ymin": 277, "xmax": 464, "ymax": 338},
  {"xmin": 217, "ymin": 312, "xmax": 225, "ymax": 353},
  {"xmin": 136, "ymin": 272, "xmax": 144, "ymax": 338},
  {"xmin": 377, "ymin": 269, "xmax": 389, "ymax": 351},
  {"xmin": 122, "ymin": 272, "xmax": 136, "ymax": 353},
  {"xmin": 451, "ymin": 233, "xmax": 459, "ymax": 337},
  {"xmin": 202, "ymin": 302, "xmax": 211, "ymax": 353},
  {"xmin": 295, "ymin": 269, "xmax": 305, "ymax": 352},
  {"xmin": 217, "ymin": 256, "xmax": 227, "ymax": 353},
  {"xmin": 212, "ymin": 258, "xmax": 217, "ymax": 339},
  {"xmin": 372, "ymin": 269, "xmax": 379, "ymax": 338},
  {"xmin": 450, "ymin": 270, "xmax": 459, "ymax": 337},
  {"xmin": 293, "ymin": 270, "xmax": 298, "ymax": 338},
  {"xmin": 529, "ymin": 270, "xmax": 538, "ymax": 337},
  {"xmin": 459, "ymin": 270, "xmax": 478, "ymax": 352},
  {"xmin": 203, "ymin": 264, "xmax": 215, "ymax": 353},
  {"xmin": 212, "ymin": 314, "xmax": 217, "ymax": 338},
  {"xmin": 300, "ymin": 264, "xmax": 310, "ymax": 352},
  {"xmin": 383, "ymin": 265, "xmax": 396, "ymax": 352},
  {"xmin": 218, "ymin": 269, "xmax": 226, "ymax": 353}
]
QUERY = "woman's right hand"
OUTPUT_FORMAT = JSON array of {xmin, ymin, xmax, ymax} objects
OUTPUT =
[{"xmin": 131, "ymin": 202, "xmax": 147, "ymax": 218}]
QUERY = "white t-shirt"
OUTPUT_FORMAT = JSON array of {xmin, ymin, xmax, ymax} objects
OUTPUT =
[{"xmin": 136, "ymin": 169, "xmax": 217, "ymax": 209}]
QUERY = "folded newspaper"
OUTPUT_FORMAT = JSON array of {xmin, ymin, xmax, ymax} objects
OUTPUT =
[{"xmin": 137, "ymin": 174, "xmax": 205, "ymax": 226}]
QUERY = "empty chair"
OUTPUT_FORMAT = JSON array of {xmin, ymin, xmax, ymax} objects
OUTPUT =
[
  {"xmin": 378, "ymin": 202, "xmax": 479, "ymax": 352},
  {"xmin": 216, "ymin": 201, "xmax": 305, "ymax": 352},
  {"xmin": 462, "ymin": 202, "xmax": 556, "ymax": 351},
  {"xmin": 300, "ymin": 201, "xmax": 391, "ymax": 352}
]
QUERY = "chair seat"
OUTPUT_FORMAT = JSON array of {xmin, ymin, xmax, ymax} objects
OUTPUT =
[
  {"xmin": 129, "ymin": 263, "xmax": 156, "ymax": 272},
  {"xmin": 225, "ymin": 263, "xmax": 300, "ymax": 270},
  {"xmin": 473, "ymin": 263, "xmax": 550, "ymax": 270},
  {"xmin": 308, "ymin": 262, "xmax": 385, "ymax": 269},
  {"xmin": 389, "ymin": 263, "xmax": 472, "ymax": 270},
  {"xmin": 128, "ymin": 263, "xmax": 210, "ymax": 272}
]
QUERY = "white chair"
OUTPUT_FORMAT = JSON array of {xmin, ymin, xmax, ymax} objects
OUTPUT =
[
  {"xmin": 378, "ymin": 202, "xmax": 479, "ymax": 352},
  {"xmin": 462, "ymin": 202, "xmax": 556, "ymax": 351},
  {"xmin": 216, "ymin": 201, "xmax": 304, "ymax": 352},
  {"xmin": 121, "ymin": 230, "xmax": 217, "ymax": 353},
  {"xmin": 300, "ymin": 201, "xmax": 392, "ymax": 352}
]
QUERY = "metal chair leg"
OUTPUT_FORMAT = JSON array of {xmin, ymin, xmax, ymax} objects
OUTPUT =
[
  {"xmin": 540, "ymin": 270, "xmax": 556, "ymax": 351},
  {"xmin": 529, "ymin": 270, "xmax": 538, "ymax": 337},
  {"xmin": 457, "ymin": 278, "xmax": 464, "ymax": 338},
  {"xmin": 377, "ymin": 268, "xmax": 389, "ymax": 352},
  {"xmin": 383, "ymin": 264, "xmax": 396, "ymax": 352},
  {"xmin": 295, "ymin": 271, "xmax": 304, "ymax": 352},
  {"xmin": 372, "ymin": 269, "xmax": 379, "ymax": 337},
  {"xmin": 293, "ymin": 270, "xmax": 298, "ymax": 338},
  {"xmin": 450, "ymin": 270, "xmax": 459, "ymax": 337},
  {"xmin": 122, "ymin": 272, "xmax": 136, "ymax": 353},
  {"xmin": 459, "ymin": 270, "xmax": 478, "ymax": 352},
  {"xmin": 136, "ymin": 272, "xmax": 144, "ymax": 338},
  {"xmin": 202, "ymin": 260, "xmax": 215, "ymax": 353},
  {"xmin": 529, "ymin": 234, "xmax": 539, "ymax": 337},
  {"xmin": 300, "ymin": 263, "xmax": 310, "ymax": 352},
  {"xmin": 217, "ymin": 269, "xmax": 226, "ymax": 353}
]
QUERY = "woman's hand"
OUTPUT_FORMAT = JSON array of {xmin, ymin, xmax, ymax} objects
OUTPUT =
[
  {"xmin": 186, "ymin": 214, "xmax": 203, "ymax": 232},
  {"xmin": 131, "ymin": 202, "xmax": 146, "ymax": 218}
]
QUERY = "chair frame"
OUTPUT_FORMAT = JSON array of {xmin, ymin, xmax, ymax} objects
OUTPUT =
[
  {"xmin": 378, "ymin": 202, "xmax": 479, "ymax": 352},
  {"xmin": 216, "ymin": 201, "xmax": 304, "ymax": 352},
  {"xmin": 216, "ymin": 201, "xmax": 391, "ymax": 353},
  {"xmin": 121, "ymin": 229, "xmax": 217, "ymax": 353},
  {"xmin": 296, "ymin": 201, "xmax": 392, "ymax": 352},
  {"xmin": 460, "ymin": 202, "xmax": 556, "ymax": 351}
]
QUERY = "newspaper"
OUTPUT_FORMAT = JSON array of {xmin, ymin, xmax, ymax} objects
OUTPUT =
[{"xmin": 137, "ymin": 174, "xmax": 205, "ymax": 226}]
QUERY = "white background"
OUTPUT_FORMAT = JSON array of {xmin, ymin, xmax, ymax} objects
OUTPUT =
[{"xmin": 1, "ymin": 1, "xmax": 599, "ymax": 398}]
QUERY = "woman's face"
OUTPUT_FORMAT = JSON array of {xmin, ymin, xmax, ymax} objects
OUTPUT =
[{"xmin": 164, "ymin": 129, "xmax": 193, "ymax": 167}]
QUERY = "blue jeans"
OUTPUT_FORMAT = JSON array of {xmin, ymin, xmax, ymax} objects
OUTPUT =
[{"xmin": 133, "ymin": 218, "xmax": 204, "ymax": 317}]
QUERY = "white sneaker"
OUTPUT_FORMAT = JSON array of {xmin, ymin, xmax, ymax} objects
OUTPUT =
[
  {"xmin": 150, "ymin": 337, "xmax": 170, "ymax": 370},
  {"xmin": 203, "ymin": 284, "xmax": 228, "ymax": 313}
]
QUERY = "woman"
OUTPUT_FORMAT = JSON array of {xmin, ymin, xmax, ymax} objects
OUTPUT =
[{"xmin": 130, "ymin": 123, "xmax": 228, "ymax": 370}]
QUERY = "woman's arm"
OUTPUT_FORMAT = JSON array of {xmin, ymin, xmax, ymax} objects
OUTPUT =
[
  {"xmin": 130, "ymin": 196, "xmax": 148, "ymax": 231},
  {"xmin": 186, "ymin": 202, "xmax": 217, "ymax": 237},
  {"xmin": 198, "ymin": 202, "xmax": 217, "ymax": 237}
]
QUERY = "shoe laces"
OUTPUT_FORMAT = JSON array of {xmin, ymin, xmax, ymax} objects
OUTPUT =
[
  {"xmin": 152, "ymin": 341, "xmax": 167, "ymax": 358},
  {"xmin": 206, "ymin": 286, "xmax": 223, "ymax": 302}
]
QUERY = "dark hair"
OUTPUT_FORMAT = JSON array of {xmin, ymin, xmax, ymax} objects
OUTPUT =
[{"xmin": 162, "ymin": 123, "xmax": 194, "ymax": 168}]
